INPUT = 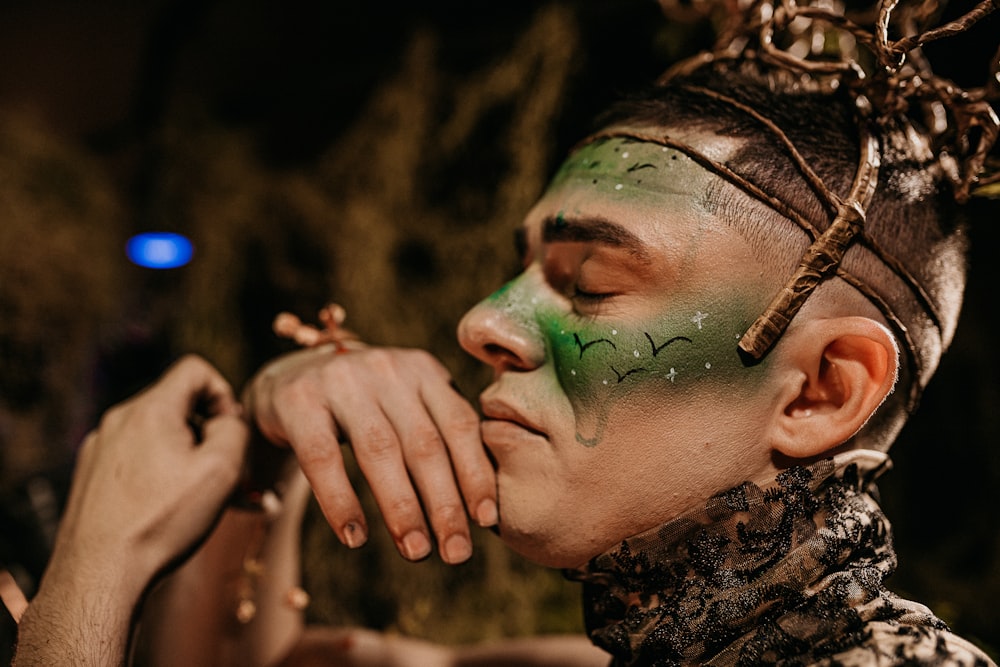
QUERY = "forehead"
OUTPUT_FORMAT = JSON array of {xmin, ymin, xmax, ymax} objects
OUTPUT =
[{"xmin": 525, "ymin": 136, "xmax": 741, "ymax": 251}]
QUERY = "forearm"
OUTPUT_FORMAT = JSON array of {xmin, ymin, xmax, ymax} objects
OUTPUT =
[
  {"xmin": 276, "ymin": 628, "xmax": 609, "ymax": 667},
  {"xmin": 137, "ymin": 466, "xmax": 312, "ymax": 667},
  {"xmin": 452, "ymin": 635, "xmax": 610, "ymax": 667},
  {"xmin": 14, "ymin": 556, "xmax": 146, "ymax": 666},
  {"xmin": 240, "ymin": 469, "xmax": 313, "ymax": 665},
  {"xmin": 137, "ymin": 509, "xmax": 265, "ymax": 667},
  {"xmin": 14, "ymin": 356, "xmax": 253, "ymax": 667}
]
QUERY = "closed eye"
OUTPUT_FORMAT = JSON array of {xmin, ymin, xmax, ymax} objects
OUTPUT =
[
  {"xmin": 572, "ymin": 288, "xmax": 612, "ymax": 304},
  {"xmin": 569, "ymin": 286, "xmax": 618, "ymax": 317}
]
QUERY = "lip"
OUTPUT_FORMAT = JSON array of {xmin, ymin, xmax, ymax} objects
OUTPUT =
[{"xmin": 479, "ymin": 397, "xmax": 547, "ymax": 438}]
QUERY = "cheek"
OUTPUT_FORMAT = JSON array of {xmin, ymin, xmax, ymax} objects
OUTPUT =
[{"xmin": 540, "ymin": 299, "xmax": 767, "ymax": 446}]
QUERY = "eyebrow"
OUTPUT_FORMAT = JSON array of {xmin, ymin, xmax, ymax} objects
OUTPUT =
[{"xmin": 541, "ymin": 215, "xmax": 651, "ymax": 262}]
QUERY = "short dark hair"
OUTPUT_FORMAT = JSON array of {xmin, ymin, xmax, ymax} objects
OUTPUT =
[{"xmin": 593, "ymin": 63, "xmax": 971, "ymax": 447}]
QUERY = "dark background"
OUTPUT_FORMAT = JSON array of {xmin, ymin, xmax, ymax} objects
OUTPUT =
[{"xmin": 0, "ymin": 0, "xmax": 997, "ymax": 662}]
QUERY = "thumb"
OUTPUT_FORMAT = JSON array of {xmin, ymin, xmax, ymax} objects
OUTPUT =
[{"xmin": 198, "ymin": 413, "xmax": 251, "ymax": 489}]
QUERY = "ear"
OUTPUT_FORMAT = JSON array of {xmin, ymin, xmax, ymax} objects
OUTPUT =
[{"xmin": 767, "ymin": 317, "xmax": 899, "ymax": 460}]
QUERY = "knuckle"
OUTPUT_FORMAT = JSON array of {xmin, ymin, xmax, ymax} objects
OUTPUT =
[
  {"xmin": 271, "ymin": 375, "xmax": 318, "ymax": 405},
  {"xmin": 355, "ymin": 426, "xmax": 398, "ymax": 461},
  {"xmin": 176, "ymin": 353, "xmax": 207, "ymax": 371},
  {"xmin": 99, "ymin": 403, "xmax": 129, "ymax": 431},
  {"xmin": 460, "ymin": 466, "xmax": 495, "ymax": 493},
  {"xmin": 381, "ymin": 497, "xmax": 423, "ymax": 533},
  {"xmin": 448, "ymin": 408, "xmax": 482, "ymax": 435},
  {"xmin": 407, "ymin": 426, "xmax": 445, "ymax": 460},
  {"xmin": 407, "ymin": 348, "xmax": 443, "ymax": 372},
  {"xmin": 295, "ymin": 437, "xmax": 343, "ymax": 467},
  {"xmin": 318, "ymin": 356, "xmax": 352, "ymax": 385},
  {"xmin": 359, "ymin": 348, "xmax": 399, "ymax": 375},
  {"xmin": 203, "ymin": 449, "xmax": 242, "ymax": 483},
  {"xmin": 430, "ymin": 501, "xmax": 468, "ymax": 529},
  {"xmin": 401, "ymin": 347, "xmax": 430, "ymax": 362}
]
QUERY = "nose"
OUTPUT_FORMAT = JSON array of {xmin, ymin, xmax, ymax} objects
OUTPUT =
[{"xmin": 458, "ymin": 276, "xmax": 546, "ymax": 373}]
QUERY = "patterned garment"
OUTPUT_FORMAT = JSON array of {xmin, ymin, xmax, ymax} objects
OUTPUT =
[{"xmin": 566, "ymin": 451, "xmax": 996, "ymax": 667}]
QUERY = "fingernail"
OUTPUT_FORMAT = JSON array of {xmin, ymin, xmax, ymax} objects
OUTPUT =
[
  {"xmin": 476, "ymin": 499, "xmax": 498, "ymax": 527},
  {"xmin": 401, "ymin": 531, "xmax": 432, "ymax": 561},
  {"xmin": 343, "ymin": 521, "xmax": 368, "ymax": 549},
  {"xmin": 443, "ymin": 534, "xmax": 472, "ymax": 564}
]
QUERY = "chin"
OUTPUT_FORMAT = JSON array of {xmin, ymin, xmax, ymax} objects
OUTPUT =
[
  {"xmin": 496, "ymin": 527, "xmax": 585, "ymax": 569},
  {"xmin": 494, "ymin": 486, "xmax": 606, "ymax": 569}
]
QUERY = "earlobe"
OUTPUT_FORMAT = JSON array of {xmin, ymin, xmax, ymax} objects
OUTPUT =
[{"xmin": 768, "ymin": 317, "xmax": 898, "ymax": 460}]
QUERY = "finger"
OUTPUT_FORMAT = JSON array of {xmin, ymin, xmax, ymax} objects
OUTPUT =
[
  {"xmin": 281, "ymin": 410, "xmax": 369, "ymax": 550},
  {"xmin": 199, "ymin": 413, "xmax": 251, "ymax": 488},
  {"xmin": 244, "ymin": 350, "xmax": 328, "ymax": 446},
  {"xmin": 331, "ymin": 391, "xmax": 434, "ymax": 561},
  {"xmin": 422, "ymin": 380, "xmax": 497, "ymax": 528},
  {"xmin": 378, "ymin": 389, "xmax": 473, "ymax": 564},
  {"xmin": 150, "ymin": 355, "xmax": 239, "ymax": 419}
]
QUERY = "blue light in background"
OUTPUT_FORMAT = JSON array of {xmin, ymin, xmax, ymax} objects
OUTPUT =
[{"xmin": 125, "ymin": 232, "xmax": 194, "ymax": 269}]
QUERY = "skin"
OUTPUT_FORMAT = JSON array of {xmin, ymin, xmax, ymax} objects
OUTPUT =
[
  {"xmin": 244, "ymin": 132, "xmax": 898, "ymax": 576},
  {"xmin": 248, "ymin": 345, "xmax": 496, "ymax": 565},
  {"xmin": 243, "ymin": 134, "xmax": 813, "ymax": 571},
  {"xmin": 13, "ymin": 356, "xmax": 249, "ymax": 667},
  {"xmin": 458, "ymin": 137, "xmax": 793, "ymax": 567},
  {"xmin": 13, "ymin": 133, "xmax": 900, "ymax": 667}
]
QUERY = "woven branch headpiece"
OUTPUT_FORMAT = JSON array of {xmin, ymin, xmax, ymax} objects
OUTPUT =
[{"xmin": 628, "ymin": 0, "xmax": 998, "ymax": 401}]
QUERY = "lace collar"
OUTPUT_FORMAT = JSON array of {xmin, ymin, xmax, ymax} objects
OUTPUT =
[{"xmin": 565, "ymin": 451, "xmax": 970, "ymax": 666}]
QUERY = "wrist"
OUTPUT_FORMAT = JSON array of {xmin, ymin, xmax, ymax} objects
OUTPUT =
[
  {"xmin": 17, "ymin": 551, "xmax": 146, "ymax": 666},
  {"xmin": 41, "ymin": 540, "xmax": 151, "ymax": 611}
]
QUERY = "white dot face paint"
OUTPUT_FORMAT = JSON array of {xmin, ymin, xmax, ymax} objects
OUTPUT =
[{"xmin": 481, "ymin": 277, "xmax": 543, "ymax": 339}]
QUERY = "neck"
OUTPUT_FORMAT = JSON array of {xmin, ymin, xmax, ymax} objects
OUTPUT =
[{"xmin": 565, "ymin": 450, "xmax": 911, "ymax": 666}]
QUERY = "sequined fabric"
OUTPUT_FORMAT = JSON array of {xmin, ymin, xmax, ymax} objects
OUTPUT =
[{"xmin": 567, "ymin": 451, "xmax": 995, "ymax": 666}]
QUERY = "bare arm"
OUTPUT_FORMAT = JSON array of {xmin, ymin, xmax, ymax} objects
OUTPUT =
[
  {"xmin": 13, "ymin": 356, "xmax": 249, "ymax": 667},
  {"xmin": 277, "ymin": 628, "xmax": 609, "ymax": 667},
  {"xmin": 137, "ymin": 464, "xmax": 313, "ymax": 667},
  {"xmin": 14, "ymin": 563, "xmax": 146, "ymax": 666}
]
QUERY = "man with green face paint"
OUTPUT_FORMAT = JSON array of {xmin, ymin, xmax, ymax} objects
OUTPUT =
[
  {"xmin": 517, "ymin": 138, "xmax": 774, "ymax": 450},
  {"xmin": 13, "ymin": 1, "xmax": 999, "ymax": 666}
]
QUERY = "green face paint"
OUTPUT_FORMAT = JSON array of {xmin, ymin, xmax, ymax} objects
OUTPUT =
[
  {"xmin": 548, "ymin": 300, "xmax": 764, "ymax": 447},
  {"xmin": 479, "ymin": 135, "xmax": 776, "ymax": 447},
  {"xmin": 549, "ymin": 137, "xmax": 700, "ymax": 201},
  {"xmin": 485, "ymin": 273, "xmax": 766, "ymax": 447}
]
